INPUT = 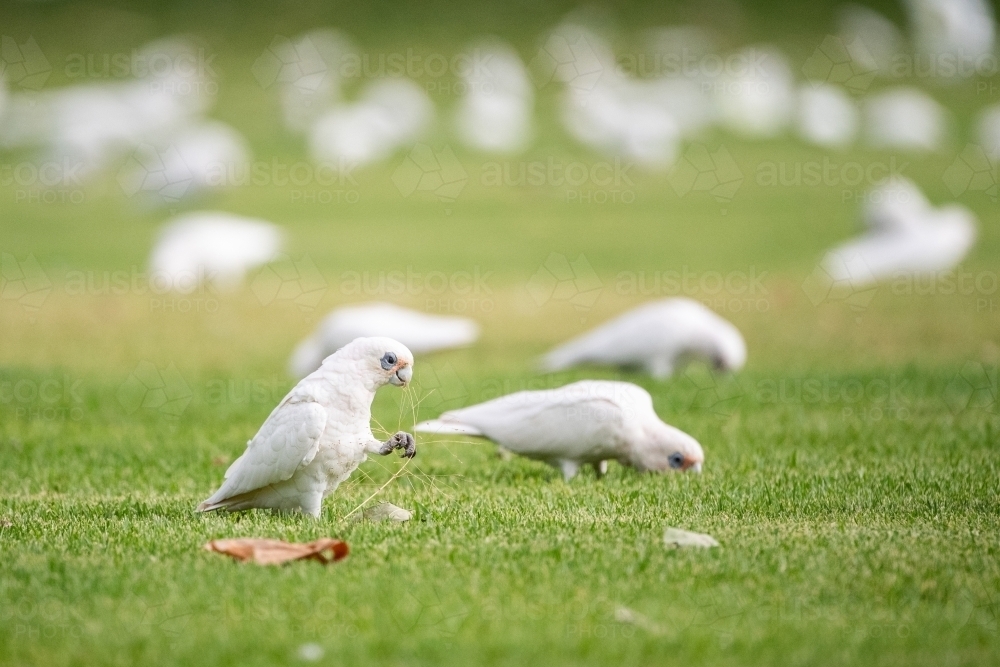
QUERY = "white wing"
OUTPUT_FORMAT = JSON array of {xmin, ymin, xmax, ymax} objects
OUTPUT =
[
  {"xmin": 417, "ymin": 381, "xmax": 647, "ymax": 461},
  {"xmin": 203, "ymin": 400, "xmax": 327, "ymax": 505}
]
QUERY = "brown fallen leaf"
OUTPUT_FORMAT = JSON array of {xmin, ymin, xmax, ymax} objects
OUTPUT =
[{"xmin": 204, "ymin": 538, "xmax": 349, "ymax": 565}]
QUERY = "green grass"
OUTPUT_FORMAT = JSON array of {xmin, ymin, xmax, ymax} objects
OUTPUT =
[{"xmin": 2, "ymin": 0, "xmax": 1000, "ymax": 665}]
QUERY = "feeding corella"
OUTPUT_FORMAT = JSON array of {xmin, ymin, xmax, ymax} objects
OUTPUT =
[
  {"xmin": 198, "ymin": 337, "xmax": 416, "ymax": 517},
  {"xmin": 819, "ymin": 177, "xmax": 977, "ymax": 286},
  {"xmin": 415, "ymin": 380, "xmax": 704, "ymax": 480},
  {"xmin": 149, "ymin": 211, "xmax": 283, "ymax": 292},
  {"xmin": 540, "ymin": 297, "xmax": 746, "ymax": 379},
  {"xmin": 289, "ymin": 302, "xmax": 479, "ymax": 378}
]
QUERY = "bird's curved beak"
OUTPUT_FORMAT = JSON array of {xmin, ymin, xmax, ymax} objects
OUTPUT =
[
  {"xmin": 689, "ymin": 461, "xmax": 702, "ymax": 474},
  {"xmin": 391, "ymin": 365, "xmax": 412, "ymax": 387}
]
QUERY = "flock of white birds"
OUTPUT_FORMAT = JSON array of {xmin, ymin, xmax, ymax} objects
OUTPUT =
[{"xmin": 2, "ymin": 2, "xmax": 995, "ymax": 514}]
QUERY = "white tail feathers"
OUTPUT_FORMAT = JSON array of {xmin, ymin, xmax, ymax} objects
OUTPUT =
[{"xmin": 414, "ymin": 419, "xmax": 484, "ymax": 436}]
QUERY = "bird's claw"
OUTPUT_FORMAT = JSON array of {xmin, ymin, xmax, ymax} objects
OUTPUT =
[{"xmin": 379, "ymin": 431, "xmax": 416, "ymax": 458}]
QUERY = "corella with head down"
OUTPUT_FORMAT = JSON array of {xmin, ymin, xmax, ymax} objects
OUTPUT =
[{"xmin": 416, "ymin": 380, "xmax": 703, "ymax": 480}]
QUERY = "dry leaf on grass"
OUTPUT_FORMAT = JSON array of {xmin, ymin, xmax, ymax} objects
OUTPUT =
[
  {"xmin": 663, "ymin": 527, "xmax": 720, "ymax": 549},
  {"xmin": 204, "ymin": 538, "xmax": 349, "ymax": 565},
  {"xmin": 352, "ymin": 502, "xmax": 412, "ymax": 523}
]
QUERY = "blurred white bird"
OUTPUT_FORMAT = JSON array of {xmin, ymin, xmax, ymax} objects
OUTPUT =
[
  {"xmin": 714, "ymin": 46, "xmax": 795, "ymax": 139},
  {"xmin": 837, "ymin": 4, "xmax": 906, "ymax": 77},
  {"xmin": 540, "ymin": 298, "xmax": 747, "ymax": 379},
  {"xmin": 796, "ymin": 84, "xmax": 859, "ymax": 148},
  {"xmin": 309, "ymin": 78, "xmax": 433, "ymax": 166},
  {"xmin": 455, "ymin": 41, "xmax": 533, "ymax": 153},
  {"xmin": 977, "ymin": 105, "xmax": 1000, "ymax": 160},
  {"xmin": 904, "ymin": 0, "xmax": 995, "ymax": 79},
  {"xmin": 117, "ymin": 121, "xmax": 250, "ymax": 203},
  {"xmin": 289, "ymin": 302, "xmax": 480, "ymax": 379},
  {"xmin": 860, "ymin": 176, "xmax": 933, "ymax": 235},
  {"xmin": 643, "ymin": 76, "xmax": 716, "ymax": 138},
  {"xmin": 822, "ymin": 177, "xmax": 977, "ymax": 285},
  {"xmin": 277, "ymin": 29, "xmax": 356, "ymax": 133},
  {"xmin": 562, "ymin": 82, "xmax": 680, "ymax": 168},
  {"xmin": 199, "ymin": 337, "xmax": 416, "ymax": 517},
  {"xmin": 863, "ymin": 88, "xmax": 946, "ymax": 151},
  {"xmin": 149, "ymin": 212, "xmax": 283, "ymax": 292},
  {"xmin": 0, "ymin": 37, "xmax": 212, "ymax": 175},
  {"xmin": 416, "ymin": 380, "xmax": 703, "ymax": 480}
]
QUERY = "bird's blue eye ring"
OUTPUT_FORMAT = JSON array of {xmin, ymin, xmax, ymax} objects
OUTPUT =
[
  {"xmin": 668, "ymin": 453, "xmax": 685, "ymax": 469},
  {"xmin": 381, "ymin": 352, "xmax": 397, "ymax": 370}
]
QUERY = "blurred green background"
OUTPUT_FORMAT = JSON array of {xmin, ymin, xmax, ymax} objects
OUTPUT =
[{"xmin": 1, "ymin": 1, "xmax": 998, "ymax": 666}]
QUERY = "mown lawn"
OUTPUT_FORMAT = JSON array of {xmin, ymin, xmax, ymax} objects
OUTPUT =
[{"xmin": 2, "ymin": 0, "xmax": 999, "ymax": 665}]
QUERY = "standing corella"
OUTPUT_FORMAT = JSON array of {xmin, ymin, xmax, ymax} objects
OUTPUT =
[
  {"xmin": 540, "ymin": 298, "xmax": 746, "ymax": 379},
  {"xmin": 198, "ymin": 337, "xmax": 416, "ymax": 517},
  {"xmin": 415, "ymin": 380, "xmax": 703, "ymax": 480}
]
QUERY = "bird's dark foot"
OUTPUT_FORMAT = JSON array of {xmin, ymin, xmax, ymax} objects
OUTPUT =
[{"xmin": 379, "ymin": 431, "xmax": 416, "ymax": 458}]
